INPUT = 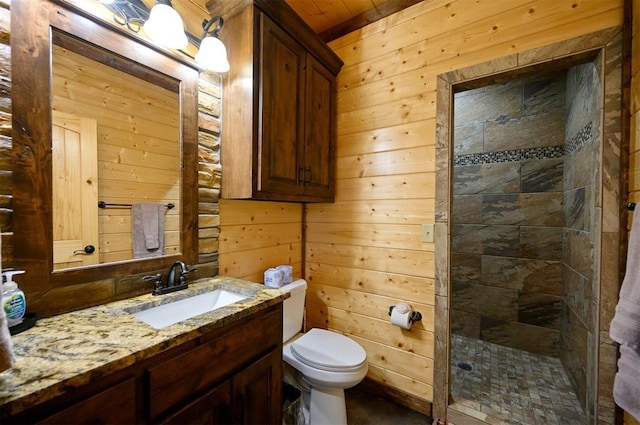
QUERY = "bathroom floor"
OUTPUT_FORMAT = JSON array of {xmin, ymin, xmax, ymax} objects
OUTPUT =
[
  {"xmin": 345, "ymin": 386, "xmax": 432, "ymax": 425},
  {"xmin": 450, "ymin": 334, "xmax": 585, "ymax": 425}
]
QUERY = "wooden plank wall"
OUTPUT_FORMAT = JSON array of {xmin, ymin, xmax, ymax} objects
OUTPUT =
[
  {"xmin": 52, "ymin": 45, "xmax": 181, "ymax": 264},
  {"xmin": 624, "ymin": 1, "xmax": 639, "ymax": 424},
  {"xmin": 218, "ymin": 200, "xmax": 303, "ymax": 283},
  {"xmin": 302, "ymin": 0, "xmax": 624, "ymax": 404}
]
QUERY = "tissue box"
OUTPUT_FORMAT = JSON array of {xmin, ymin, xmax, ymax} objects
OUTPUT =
[
  {"xmin": 264, "ymin": 268, "xmax": 284, "ymax": 288},
  {"xmin": 277, "ymin": 265, "xmax": 293, "ymax": 284}
]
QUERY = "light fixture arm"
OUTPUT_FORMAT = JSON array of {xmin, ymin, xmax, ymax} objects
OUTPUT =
[
  {"xmin": 104, "ymin": 0, "xmax": 150, "ymax": 33},
  {"xmin": 201, "ymin": 16, "xmax": 224, "ymax": 40}
]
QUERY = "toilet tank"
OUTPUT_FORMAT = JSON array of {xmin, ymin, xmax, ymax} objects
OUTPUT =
[{"xmin": 281, "ymin": 279, "xmax": 307, "ymax": 342}]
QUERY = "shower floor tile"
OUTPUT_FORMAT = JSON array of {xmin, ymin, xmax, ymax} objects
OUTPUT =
[{"xmin": 450, "ymin": 334, "xmax": 585, "ymax": 425}]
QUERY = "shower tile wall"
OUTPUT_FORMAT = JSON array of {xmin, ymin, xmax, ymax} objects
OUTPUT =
[
  {"xmin": 561, "ymin": 62, "xmax": 601, "ymax": 410},
  {"xmin": 451, "ymin": 74, "xmax": 566, "ymax": 358}
]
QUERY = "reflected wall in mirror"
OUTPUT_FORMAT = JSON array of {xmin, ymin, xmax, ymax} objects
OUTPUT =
[
  {"xmin": 51, "ymin": 38, "xmax": 181, "ymax": 269},
  {"xmin": 12, "ymin": 0, "xmax": 198, "ymax": 289}
]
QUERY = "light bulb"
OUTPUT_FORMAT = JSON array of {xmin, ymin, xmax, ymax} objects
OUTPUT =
[
  {"xmin": 143, "ymin": 3, "xmax": 188, "ymax": 50},
  {"xmin": 195, "ymin": 36, "xmax": 230, "ymax": 73}
]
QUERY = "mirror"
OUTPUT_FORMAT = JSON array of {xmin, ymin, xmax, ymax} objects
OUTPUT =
[
  {"xmin": 51, "ymin": 34, "xmax": 181, "ymax": 269},
  {"xmin": 12, "ymin": 0, "xmax": 198, "ymax": 286}
]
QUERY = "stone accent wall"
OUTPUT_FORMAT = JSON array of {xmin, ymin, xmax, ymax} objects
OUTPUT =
[
  {"xmin": 0, "ymin": 1, "xmax": 12, "ymax": 267},
  {"xmin": 0, "ymin": 1, "xmax": 221, "ymax": 316},
  {"xmin": 197, "ymin": 73, "xmax": 221, "ymax": 270},
  {"xmin": 561, "ymin": 62, "xmax": 601, "ymax": 411},
  {"xmin": 451, "ymin": 73, "xmax": 566, "ymax": 358}
]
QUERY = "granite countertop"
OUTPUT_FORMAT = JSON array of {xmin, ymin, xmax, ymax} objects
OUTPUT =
[{"xmin": 0, "ymin": 275, "xmax": 287, "ymax": 418}]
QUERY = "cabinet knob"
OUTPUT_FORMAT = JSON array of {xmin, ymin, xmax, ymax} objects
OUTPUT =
[
  {"xmin": 297, "ymin": 166, "xmax": 304, "ymax": 185},
  {"xmin": 297, "ymin": 167, "xmax": 311, "ymax": 185},
  {"xmin": 304, "ymin": 167, "xmax": 311, "ymax": 184}
]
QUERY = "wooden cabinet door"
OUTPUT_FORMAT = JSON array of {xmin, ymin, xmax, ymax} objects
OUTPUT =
[
  {"xmin": 259, "ymin": 13, "xmax": 306, "ymax": 197},
  {"xmin": 303, "ymin": 54, "xmax": 335, "ymax": 200},
  {"xmin": 162, "ymin": 380, "xmax": 232, "ymax": 425},
  {"xmin": 232, "ymin": 350, "xmax": 282, "ymax": 425}
]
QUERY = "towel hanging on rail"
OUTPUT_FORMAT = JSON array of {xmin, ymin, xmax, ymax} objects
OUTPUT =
[{"xmin": 132, "ymin": 203, "xmax": 165, "ymax": 259}]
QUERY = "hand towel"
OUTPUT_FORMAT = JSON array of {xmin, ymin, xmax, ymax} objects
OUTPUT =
[
  {"xmin": 611, "ymin": 207, "xmax": 640, "ymax": 350},
  {"xmin": 0, "ymin": 299, "xmax": 15, "ymax": 372},
  {"xmin": 132, "ymin": 203, "xmax": 165, "ymax": 259},
  {"xmin": 614, "ymin": 345, "xmax": 640, "ymax": 420}
]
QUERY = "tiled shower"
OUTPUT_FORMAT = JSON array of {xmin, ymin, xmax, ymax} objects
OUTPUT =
[{"xmin": 450, "ymin": 62, "xmax": 601, "ymax": 423}]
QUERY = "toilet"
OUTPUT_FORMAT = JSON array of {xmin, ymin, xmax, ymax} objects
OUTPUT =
[{"xmin": 281, "ymin": 279, "xmax": 368, "ymax": 425}]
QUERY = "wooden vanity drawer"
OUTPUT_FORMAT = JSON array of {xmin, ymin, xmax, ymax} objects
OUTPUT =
[
  {"xmin": 147, "ymin": 305, "xmax": 282, "ymax": 420},
  {"xmin": 37, "ymin": 378, "xmax": 136, "ymax": 424}
]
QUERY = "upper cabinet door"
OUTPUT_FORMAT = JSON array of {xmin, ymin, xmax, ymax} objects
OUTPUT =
[
  {"xmin": 303, "ymin": 54, "xmax": 335, "ymax": 200},
  {"xmin": 259, "ymin": 14, "xmax": 306, "ymax": 197},
  {"xmin": 218, "ymin": 1, "xmax": 343, "ymax": 203}
]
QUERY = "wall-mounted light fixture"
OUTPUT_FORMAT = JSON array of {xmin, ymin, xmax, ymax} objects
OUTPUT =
[
  {"xmin": 99, "ymin": 0, "xmax": 229, "ymax": 72},
  {"xmin": 195, "ymin": 17, "xmax": 230, "ymax": 73}
]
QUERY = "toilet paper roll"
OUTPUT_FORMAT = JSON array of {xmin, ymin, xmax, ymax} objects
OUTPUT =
[{"xmin": 390, "ymin": 303, "xmax": 412, "ymax": 329}]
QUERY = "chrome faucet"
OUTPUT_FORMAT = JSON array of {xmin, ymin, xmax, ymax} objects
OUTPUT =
[{"xmin": 144, "ymin": 261, "xmax": 197, "ymax": 295}]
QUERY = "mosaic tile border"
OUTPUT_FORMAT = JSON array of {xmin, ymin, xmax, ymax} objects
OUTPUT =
[
  {"xmin": 454, "ymin": 122, "xmax": 593, "ymax": 166},
  {"xmin": 565, "ymin": 121, "xmax": 593, "ymax": 154},
  {"xmin": 454, "ymin": 146, "xmax": 565, "ymax": 166}
]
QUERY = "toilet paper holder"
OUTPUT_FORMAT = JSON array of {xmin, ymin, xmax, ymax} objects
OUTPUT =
[{"xmin": 388, "ymin": 305, "xmax": 422, "ymax": 323}]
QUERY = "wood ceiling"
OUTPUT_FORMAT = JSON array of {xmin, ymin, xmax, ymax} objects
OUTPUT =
[
  {"xmin": 186, "ymin": 0, "xmax": 421, "ymax": 42},
  {"xmin": 283, "ymin": 0, "xmax": 422, "ymax": 41}
]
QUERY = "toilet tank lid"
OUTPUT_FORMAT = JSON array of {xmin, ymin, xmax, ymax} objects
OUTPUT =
[{"xmin": 281, "ymin": 278, "xmax": 307, "ymax": 293}]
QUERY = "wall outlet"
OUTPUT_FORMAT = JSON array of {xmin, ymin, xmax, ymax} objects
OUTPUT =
[{"xmin": 421, "ymin": 224, "xmax": 434, "ymax": 243}]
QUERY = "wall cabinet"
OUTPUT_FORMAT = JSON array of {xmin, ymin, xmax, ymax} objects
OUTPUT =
[
  {"xmin": 8, "ymin": 304, "xmax": 283, "ymax": 425},
  {"xmin": 218, "ymin": 0, "xmax": 343, "ymax": 203}
]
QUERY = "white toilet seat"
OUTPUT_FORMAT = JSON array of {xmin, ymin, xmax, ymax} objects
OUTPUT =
[{"xmin": 290, "ymin": 329, "xmax": 367, "ymax": 372}]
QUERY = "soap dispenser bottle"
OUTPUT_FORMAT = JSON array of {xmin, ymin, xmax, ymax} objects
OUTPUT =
[{"xmin": 2, "ymin": 270, "xmax": 26, "ymax": 327}]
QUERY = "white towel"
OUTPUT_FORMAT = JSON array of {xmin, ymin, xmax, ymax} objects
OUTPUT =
[
  {"xmin": 0, "ymin": 300, "xmax": 15, "ymax": 372},
  {"xmin": 614, "ymin": 345, "xmax": 640, "ymax": 420},
  {"xmin": 132, "ymin": 203, "xmax": 165, "ymax": 258},
  {"xmin": 611, "ymin": 207, "xmax": 640, "ymax": 420},
  {"xmin": 611, "ymin": 207, "xmax": 640, "ymax": 349}
]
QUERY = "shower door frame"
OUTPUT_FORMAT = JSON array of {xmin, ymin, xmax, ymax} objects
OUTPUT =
[{"xmin": 433, "ymin": 26, "xmax": 628, "ymax": 425}]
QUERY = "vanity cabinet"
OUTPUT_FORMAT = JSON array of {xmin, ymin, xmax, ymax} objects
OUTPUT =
[
  {"xmin": 164, "ymin": 349, "xmax": 280, "ymax": 425},
  {"xmin": 164, "ymin": 351, "xmax": 279, "ymax": 425},
  {"xmin": 148, "ymin": 305, "xmax": 282, "ymax": 424},
  {"xmin": 218, "ymin": 0, "xmax": 343, "ymax": 203},
  {"xmin": 163, "ymin": 379, "xmax": 233, "ymax": 424},
  {"xmin": 7, "ymin": 304, "xmax": 283, "ymax": 425}
]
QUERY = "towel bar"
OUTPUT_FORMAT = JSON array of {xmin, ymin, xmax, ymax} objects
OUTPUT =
[{"xmin": 98, "ymin": 201, "xmax": 175, "ymax": 209}]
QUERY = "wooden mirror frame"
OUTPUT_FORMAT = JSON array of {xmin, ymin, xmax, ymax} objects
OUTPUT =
[{"xmin": 11, "ymin": 0, "xmax": 199, "ymax": 287}]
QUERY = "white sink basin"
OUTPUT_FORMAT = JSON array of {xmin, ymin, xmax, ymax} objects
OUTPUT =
[{"xmin": 131, "ymin": 289, "xmax": 248, "ymax": 329}]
